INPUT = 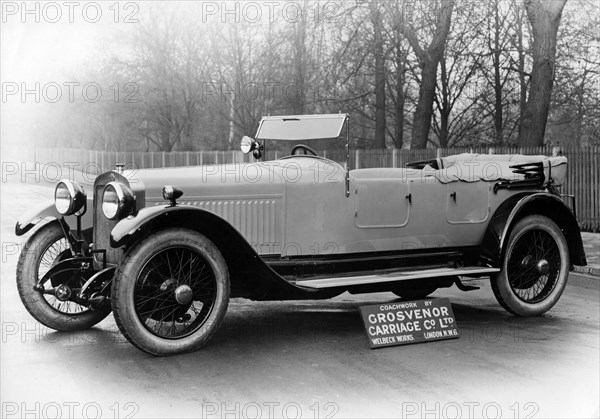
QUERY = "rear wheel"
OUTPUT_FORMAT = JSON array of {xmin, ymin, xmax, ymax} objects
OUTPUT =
[
  {"xmin": 16, "ymin": 221, "xmax": 110, "ymax": 331},
  {"xmin": 112, "ymin": 229, "xmax": 230, "ymax": 356},
  {"xmin": 491, "ymin": 215, "xmax": 569, "ymax": 316}
]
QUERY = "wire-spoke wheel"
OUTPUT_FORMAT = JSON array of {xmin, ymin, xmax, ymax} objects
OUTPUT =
[
  {"xmin": 112, "ymin": 229, "xmax": 229, "ymax": 356},
  {"xmin": 491, "ymin": 215, "xmax": 569, "ymax": 316},
  {"xmin": 16, "ymin": 221, "xmax": 111, "ymax": 331}
]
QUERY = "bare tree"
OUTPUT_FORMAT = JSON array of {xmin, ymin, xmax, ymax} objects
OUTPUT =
[
  {"xmin": 547, "ymin": 0, "xmax": 600, "ymax": 146},
  {"xmin": 292, "ymin": 8, "xmax": 307, "ymax": 115},
  {"xmin": 385, "ymin": 1, "xmax": 411, "ymax": 149},
  {"xmin": 432, "ymin": 1, "xmax": 488, "ymax": 147},
  {"xmin": 519, "ymin": 0, "xmax": 568, "ymax": 146},
  {"xmin": 468, "ymin": 0, "xmax": 524, "ymax": 145},
  {"xmin": 396, "ymin": 0, "xmax": 455, "ymax": 149},
  {"xmin": 369, "ymin": 2, "xmax": 387, "ymax": 148},
  {"xmin": 391, "ymin": 33, "xmax": 409, "ymax": 149},
  {"xmin": 511, "ymin": 0, "xmax": 530, "ymax": 140},
  {"xmin": 116, "ymin": 10, "xmax": 211, "ymax": 152}
]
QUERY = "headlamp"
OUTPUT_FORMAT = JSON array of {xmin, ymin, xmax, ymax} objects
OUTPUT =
[
  {"xmin": 102, "ymin": 182, "xmax": 135, "ymax": 220},
  {"xmin": 54, "ymin": 180, "xmax": 86, "ymax": 216}
]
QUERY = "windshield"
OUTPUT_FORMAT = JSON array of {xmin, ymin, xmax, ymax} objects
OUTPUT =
[{"xmin": 256, "ymin": 114, "xmax": 347, "ymax": 141}]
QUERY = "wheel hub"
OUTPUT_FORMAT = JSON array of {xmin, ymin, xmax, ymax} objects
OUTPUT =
[
  {"xmin": 174, "ymin": 285, "xmax": 193, "ymax": 305},
  {"xmin": 55, "ymin": 284, "xmax": 72, "ymax": 301},
  {"xmin": 536, "ymin": 259, "xmax": 550, "ymax": 275}
]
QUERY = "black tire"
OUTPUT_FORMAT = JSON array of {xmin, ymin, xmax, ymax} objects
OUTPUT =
[
  {"xmin": 112, "ymin": 229, "xmax": 230, "ymax": 356},
  {"xmin": 393, "ymin": 287, "xmax": 437, "ymax": 300},
  {"xmin": 491, "ymin": 215, "xmax": 569, "ymax": 316},
  {"xmin": 16, "ymin": 221, "xmax": 111, "ymax": 331}
]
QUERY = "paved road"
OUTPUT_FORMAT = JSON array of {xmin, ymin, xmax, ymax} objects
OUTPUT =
[{"xmin": 1, "ymin": 181, "xmax": 598, "ymax": 418}]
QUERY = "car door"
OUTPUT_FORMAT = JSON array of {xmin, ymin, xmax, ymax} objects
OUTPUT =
[
  {"xmin": 353, "ymin": 177, "xmax": 411, "ymax": 228},
  {"xmin": 446, "ymin": 181, "xmax": 490, "ymax": 224}
]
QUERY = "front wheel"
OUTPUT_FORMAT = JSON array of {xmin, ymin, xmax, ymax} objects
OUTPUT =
[
  {"xmin": 112, "ymin": 229, "xmax": 230, "ymax": 356},
  {"xmin": 491, "ymin": 215, "xmax": 569, "ymax": 316},
  {"xmin": 16, "ymin": 221, "xmax": 111, "ymax": 331}
]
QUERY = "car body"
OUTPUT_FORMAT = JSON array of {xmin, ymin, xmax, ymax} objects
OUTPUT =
[{"xmin": 15, "ymin": 114, "xmax": 587, "ymax": 355}]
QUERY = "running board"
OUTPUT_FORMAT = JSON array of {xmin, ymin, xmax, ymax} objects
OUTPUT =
[{"xmin": 295, "ymin": 267, "xmax": 500, "ymax": 289}]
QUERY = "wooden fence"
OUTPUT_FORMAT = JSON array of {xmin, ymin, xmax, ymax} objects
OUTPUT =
[{"xmin": 3, "ymin": 145, "xmax": 599, "ymax": 231}]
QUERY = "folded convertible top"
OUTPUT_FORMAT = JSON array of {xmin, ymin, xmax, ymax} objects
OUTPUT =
[{"xmin": 429, "ymin": 153, "xmax": 567, "ymax": 186}]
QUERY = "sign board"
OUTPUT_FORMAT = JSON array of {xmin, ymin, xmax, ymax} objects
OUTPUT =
[{"xmin": 359, "ymin": 298, "xmax": 459, "ymax": 349}]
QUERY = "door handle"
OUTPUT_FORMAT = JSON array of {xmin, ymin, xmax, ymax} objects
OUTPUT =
[
  {"xmin": 405, "ymin": 193, "xmax": 412, "ymax": 205},
  {"xmin": 449, "ymin": 192, "xmax": 456, "ymax": 202}
]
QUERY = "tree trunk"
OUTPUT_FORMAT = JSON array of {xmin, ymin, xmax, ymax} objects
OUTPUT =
[
  {"xmin": 492, "ymin": 0, "xmax": 504, "ymax": 145},
  {"xmin": 160, "ymin": 127, "xmax": 172, "ymax": 152},
  {"xmin": 370, "ymin": 2, "xmax": 386, "ymax": 149},
  {"xmin": 513, "ymin": 1, "xmax": 528, "ymax": 139},
  {"xmin": 438, "ymin": 58, "xmax": 450, "ymax": 147},
  {"xmin": 293, "ymin": 17, "xmax": 307, "ymax": 115},
  {"xmin": 227, "ymin": 92, "xmax": 236, "ymax": 150},
  {"xmin": 395, "ymin": 43, "xmax": 407, "ymax": 149},
  {"xmin": 493, "ymin": 57, "xmax": 504, "ymax": 145},
  {"xmin": 412, "ymin": 63, "xmax": 439, "ymax": 148},
  {"xmin": 574, "ymin": 72, "xmax": 588, "ymax": 147},
  {"xmin": 401, "ymin": 0, "xmax": 455, "ymax": 149},
  {"xmin": 519, "ymin": 0, "xmax": 567, "ymax": 147},
  {"xmin": 439, "ymin": 111, "xmax": 450, "ymax": 148}
]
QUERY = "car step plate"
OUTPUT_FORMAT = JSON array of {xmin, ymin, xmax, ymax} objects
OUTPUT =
[{"xmin": 295, "ymin": 267, "xmax": 500, "ymax": 289}]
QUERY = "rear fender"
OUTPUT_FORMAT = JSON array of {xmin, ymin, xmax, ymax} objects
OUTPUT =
[
  {"xmin": 15, "ymin": 198, "xmax": 94, "ymax": 236},
  {"xmin": 481, "ymin": 193, "xmax": 586, "ymax": 268}
]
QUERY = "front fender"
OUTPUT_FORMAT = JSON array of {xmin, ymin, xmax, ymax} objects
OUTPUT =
[
  {"xmin": 110, "ymin": 204, "xmax": 261, "ymax": 250},
  {"xmin": 110, "ymin": 204, "xmax": 336, "ymax": 301},
  {"xmin": 15, "ymin": 198, "xmax": 94, "ymax": 236},
  {"xmin": 110, "ymin": 205, "xmax": 198, "ymax": 247}
]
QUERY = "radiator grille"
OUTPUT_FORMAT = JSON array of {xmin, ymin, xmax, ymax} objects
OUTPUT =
[{"xmin": 93, "ymin": 184, "xmax": 122, "ymax": 265}]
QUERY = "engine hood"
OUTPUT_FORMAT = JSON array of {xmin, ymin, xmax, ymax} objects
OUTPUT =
[{"xmin": 122, "ymin": 160, "xmax": 296, "ymax": 203}]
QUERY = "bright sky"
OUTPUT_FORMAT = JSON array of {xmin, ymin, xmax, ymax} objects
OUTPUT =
[
  {"xmin": 0, "ymin": 2, "xmax": 126, "ymax": 82},
  {"xmin": 1, "ymin": 1, "xmax": 136, "ymax": 146}
]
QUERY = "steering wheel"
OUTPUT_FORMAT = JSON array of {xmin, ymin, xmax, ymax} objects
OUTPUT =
[{"xmin": 291, "ymin": 144, "xmax": 318, "ymax": 156}]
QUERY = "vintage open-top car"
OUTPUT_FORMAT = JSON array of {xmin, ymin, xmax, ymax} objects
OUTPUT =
[{"xmin": 16, "ymin": 114, "xmax": 586, "ymax": 355}]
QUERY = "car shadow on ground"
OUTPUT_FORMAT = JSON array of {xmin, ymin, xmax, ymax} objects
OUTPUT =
[{"xmin": 36, "ymin": 295, "xmax": 564, "ymax": 360}]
